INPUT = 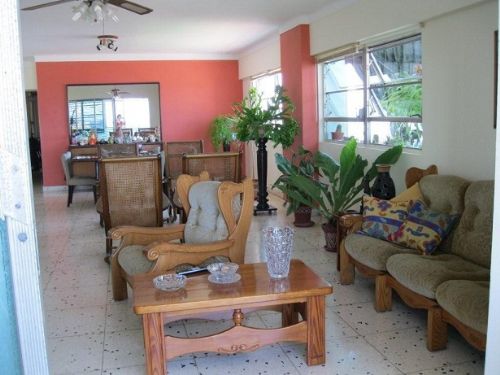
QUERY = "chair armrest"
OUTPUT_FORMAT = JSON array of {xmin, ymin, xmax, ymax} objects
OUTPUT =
[
  {"xmin": 108, "ymin": 225, "xmax": 185, "ymax": 247},
  {"xmin": 339, "ymin": 214, "xmax": 363, "ymax": 234},
  {"xmin": 145, "ymin": 239, "xmax": 235, "ymax": 272}
]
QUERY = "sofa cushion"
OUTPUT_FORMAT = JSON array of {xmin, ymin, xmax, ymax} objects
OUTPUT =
[
  {"xmin": 419, "ymin": 175, "xmax": 469, "ymax": 215},
  {"xmin": 345, "ymin": 233, "xmax": 419, "ymax": 271},
  {"xmin": 361, "ymin": 196, "xmax": 409, "ymax": 240},
  {"xmin": 386, "ymin": 253, "xmax": 490, "ymax": 299},
  {"xmin": 389, "ymin": 200, "xmax": 458, "ymax": 255},
  {"xmin": 449, "ymin": 181, "xmax": 493, "ymax": 269},
  {"xmin": 118, "ymin": 245, "xmax": 153, "ymax": 276},
  {"xmin": 435, "ymin": 280, "xmax": 489, "ymax": 334}
]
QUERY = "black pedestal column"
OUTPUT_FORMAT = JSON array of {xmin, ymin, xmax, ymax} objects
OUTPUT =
[{"xmin": 254, "ymin": 136, "xmax": 277, "ymax": 215}]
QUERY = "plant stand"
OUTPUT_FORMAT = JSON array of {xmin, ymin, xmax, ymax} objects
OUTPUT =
[{"xmin": 254, "ymin": 136, "xmax": 277, "ymax": 215}]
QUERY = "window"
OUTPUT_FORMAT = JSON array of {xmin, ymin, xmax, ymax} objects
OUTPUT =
[
  {"xmin": 252, "ymin": 70, "xmax": 282, "ymax": 109},
  {"xmin": 68, "ymin": 99, "xmax": 106, "ymax": 133},
  {"xmin": 321, "ymin": 35, "xmax": 422, "ymax": 149}
]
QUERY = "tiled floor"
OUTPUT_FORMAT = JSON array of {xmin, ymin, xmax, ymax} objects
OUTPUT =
[{"xmin": 34, "ymin": 180, "xmax": 485, "ymax": 375}]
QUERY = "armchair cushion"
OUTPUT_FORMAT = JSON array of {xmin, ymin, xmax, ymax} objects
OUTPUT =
[
  {"xmin": 361, "ymin": 196, "xmax": 410, "ymax": 240},
  {"xmin": 345, "ymin": 233, "xmax": 418, "ymax": 271},
  {"xmin": 184, "ymin": 181, "xmax": 229, "ymax": 244},
  {"xmin": 388, "ymin": 200, "xmax": 458, "ymax": 255},
  {"xmin": 386, "ymin": 253, "xmax": 490, "ymax": 299},
  {"xmin": 118, "ymin": 245, "xmax": 153, "ymax": 275}
]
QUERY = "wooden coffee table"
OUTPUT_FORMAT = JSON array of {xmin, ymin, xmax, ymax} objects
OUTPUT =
[{"xmin": 133, "ymin": 259, "xmax": 333, "ymax": 374}]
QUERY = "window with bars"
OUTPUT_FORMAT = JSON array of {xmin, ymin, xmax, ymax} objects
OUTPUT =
[
  {"xmin": 321, "ymin": 35, "xmax": 422, "ymax": 149},
  {"xmin": 68, "ymin": 99, "xmax": 106, "ymax": 133}
]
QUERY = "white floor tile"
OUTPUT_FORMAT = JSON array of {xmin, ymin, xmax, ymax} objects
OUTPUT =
[{"xmin": 364, "ymin": 327, "xmax": 484, "ymax": 374}]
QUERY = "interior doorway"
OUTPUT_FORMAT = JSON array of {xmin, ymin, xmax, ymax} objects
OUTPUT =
[{"xmin": 25, "ymin": 90, "xmax": 41, "ymax": 173}]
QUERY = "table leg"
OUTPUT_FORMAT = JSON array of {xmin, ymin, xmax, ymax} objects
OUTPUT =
[
  {"xmin": 143, "ymin": 313, "xmax": 166, "ymax": 375},
  {"xmin": 306, "ymin": 295, "xmax": 326, "ymax": 365},
  {"xmin": 282, "ymin": 303, "xmax": 298, "ymax": 327}
]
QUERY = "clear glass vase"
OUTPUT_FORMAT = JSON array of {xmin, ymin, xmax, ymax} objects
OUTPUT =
[{"xmin": 262, "ymin": 226, "xmax": 294, "ymax": 279}]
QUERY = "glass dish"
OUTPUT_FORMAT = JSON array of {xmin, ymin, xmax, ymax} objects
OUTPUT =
[
  {"xmin": 206, "ymin": 262, "xmax": 239, "ymax": 283},
  {"xmin": 153, "ymin": 274, "xmax": 187, "ymax": 292},
  {"xmin": 208, "ymin": 273, "xmax": 241, "ymax": 284}
]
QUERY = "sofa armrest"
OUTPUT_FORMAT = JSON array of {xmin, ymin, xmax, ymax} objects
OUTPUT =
[{"xmin": 339, "ymin": 214, "xmax": 363, "ymax": 234}]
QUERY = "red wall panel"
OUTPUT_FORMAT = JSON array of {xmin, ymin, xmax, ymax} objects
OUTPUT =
[{"xmin": 37, "ymin": 60, "xmax": 241, "ymax": 186}]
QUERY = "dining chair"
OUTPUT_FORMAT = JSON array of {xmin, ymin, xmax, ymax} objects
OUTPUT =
[
  {"xmin": 182, "ymin": 152, "xmax": 240, "ymax": 182},
  {"xmin": 98, "ymin": 143, "xmax": 138, "ymax": 158},
  {"xmin": 99, "ymin": 155, "xmax": 164, "ymax": 260},
  {"xmin": 60, "ymin": 151, "xmax": 98, "ymax": 207}
]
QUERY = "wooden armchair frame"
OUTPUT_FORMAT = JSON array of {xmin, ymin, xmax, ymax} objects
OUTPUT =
[{"xmin": 110, "ymin": 172, "xmax": 253, "ymax": 301}]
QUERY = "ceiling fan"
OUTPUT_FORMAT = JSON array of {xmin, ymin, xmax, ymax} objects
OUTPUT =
[
  {"xmin": 22, "ymin": 0, "xmax": 153, "ymax": 16},
  {"xmin": 107, "ymin": 88, "xmax": 130, "ymax": 98}
]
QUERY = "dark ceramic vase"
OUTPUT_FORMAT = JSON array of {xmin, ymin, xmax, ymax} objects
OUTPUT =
[{"xmin": 371, "ymin": 164, "xmax": 396, "ymax": 200}]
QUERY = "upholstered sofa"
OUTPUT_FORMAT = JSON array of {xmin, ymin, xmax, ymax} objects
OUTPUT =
[{"xmin": 339, "ymin": 175, "xmax": 493, "ymax": 351}]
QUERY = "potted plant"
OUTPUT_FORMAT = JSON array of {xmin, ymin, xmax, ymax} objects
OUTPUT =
[
  {"xmin": 331, "ymin": 124, "xmax": 344, "ymax": 141},
  {"xmin": 287, "ymin": 138, "xmax": 403, "ymax": 252},
  {"xmin": 233, "ymin": 85, "xmax": 299, "ymax": 213},
  {"xmin": 209, "ymin": 115, "xmax": 235, "ymax": 152},
  {"xmin": 273, "ymin": 147, "xmax": 315, "ymax": 227}
]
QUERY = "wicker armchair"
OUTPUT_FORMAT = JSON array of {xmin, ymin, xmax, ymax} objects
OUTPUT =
[
  {"xmin": 99, "ymin": 156, "xmax": 164, "ymax": 259},
  {"xmin": 110, "ymin": 173, "xmax": 253, "ymax": 301}
]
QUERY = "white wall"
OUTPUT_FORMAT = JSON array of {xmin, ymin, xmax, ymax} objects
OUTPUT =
[
  {"xmin": 310, "ymin": 0, "xmax": 486, "ymax": 56},
  {"xmin": 238, "ymin": 37, "xmax": 281, "ymax": 80},
  {"xmin": 23, "ymin": 60, "xmax": 37, "ymax": 90}
]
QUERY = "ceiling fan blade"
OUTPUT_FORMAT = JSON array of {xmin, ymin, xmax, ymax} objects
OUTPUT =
[
  {"xmin": 21, "ymin": 0, "xmax": 76, "ymax": 11},
  {"xmin": 107, "ymin": 0, "xmax": 152, "ymax": 15}
]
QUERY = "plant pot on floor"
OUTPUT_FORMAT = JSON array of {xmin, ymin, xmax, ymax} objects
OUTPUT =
[
  {"xmin": 322, "ymin": 220, "xmax": 338, "ymax": 252},
  {"xmin": 293, "ymin": 205, "xmax": 314, "ymax": 228}
]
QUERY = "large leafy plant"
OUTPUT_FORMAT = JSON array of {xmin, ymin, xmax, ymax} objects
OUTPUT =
[
  {"xmin": 272, "ymin": 147, "xmax": 315, "ymax": 215},
  {"xmin": 233, "ymin": 86, "xmax": 299, "ymax": 148},
  {"xmin": 209, "ymin": 115, "xmax": 235, "ymax": 151},
  {"xmin": 286, "ymin": 138, "xmax": 403, "ymax": 223}
]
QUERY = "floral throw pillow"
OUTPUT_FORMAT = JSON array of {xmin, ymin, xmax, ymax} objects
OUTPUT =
[
  {"xmin": 388, "ymin": 200, "xmax": 458, "ymax": 255},
  {"xmin": 361, "ymin": 196, "xmax": 410, "ymax": 240}
]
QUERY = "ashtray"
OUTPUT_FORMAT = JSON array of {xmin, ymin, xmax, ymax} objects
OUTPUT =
[
  {"xmin": 207, "ymin": 262, "xmax": 239, "ymax": 284},
  {"xmin": 153, "ymin": 274, "xmax": 186, "ymax": 292}
]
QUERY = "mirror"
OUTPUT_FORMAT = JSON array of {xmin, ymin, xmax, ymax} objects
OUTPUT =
[{"xmin": 67, "ymin": 83, "xmax": 161, "ymax": 143}]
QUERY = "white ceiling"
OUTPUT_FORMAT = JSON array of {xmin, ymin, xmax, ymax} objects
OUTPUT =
[{"xmin": 19, "ymin": 0, "xmax": 348, "ymax": 60}]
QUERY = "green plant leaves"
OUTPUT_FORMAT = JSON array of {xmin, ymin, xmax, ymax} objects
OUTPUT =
[{"xmin": 233, "ymin": 86, "xmax": 299, "ymax": 148}]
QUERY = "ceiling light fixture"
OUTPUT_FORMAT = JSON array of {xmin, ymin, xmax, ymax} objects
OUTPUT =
[
  {"xmin": 97, "ymin": 34, "xmax": 118, "ymax": 51},
  {"xmin": 96, "ymin": 18, "xmax": 118, "ymax": 51},
  {"xmin": 72, "ymin": 0, "xmax": 119, "ymax": 23}
]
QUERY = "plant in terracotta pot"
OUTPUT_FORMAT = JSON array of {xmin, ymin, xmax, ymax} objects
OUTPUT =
[
  {"xmin": 209, "ymin": 115, "xmax": 235, "ymax": 152},
  {"xmin": 331, "ymin": 124, "xmax": 344, "ymax": 141},
  {"xmin": 273, "ymin": 147, "xmax": 316, "ymax": 227},
  {"xmin": 286, "ymin": 138, "xmax": 403, "ymax": 252},
  {"xmin": 233, "ymin": 85, "xmax": 299, "ymax": 214}
]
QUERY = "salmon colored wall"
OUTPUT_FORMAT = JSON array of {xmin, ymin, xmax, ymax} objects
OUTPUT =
[
  {"xmin": 37, "ymin": 60, "xmax": 242, "ymax": 186},
  {"xmin": 280, "ymin": 25, "xmax": 318, "ymax": 154}
]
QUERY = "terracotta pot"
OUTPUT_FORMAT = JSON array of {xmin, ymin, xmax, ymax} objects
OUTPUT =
[
  {"xmin": 321, "ymin": 221, "xmax": 338, "ymax": 252},
  {"xmin": 293, "ymin": 206, "xmax": 314, "ymax": 228}
]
